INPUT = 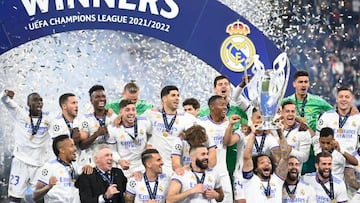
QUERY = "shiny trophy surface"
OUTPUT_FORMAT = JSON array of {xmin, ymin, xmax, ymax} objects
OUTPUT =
[{"xmin": 243, "ymin": 52, "xmax": 290, "ymax": 130}]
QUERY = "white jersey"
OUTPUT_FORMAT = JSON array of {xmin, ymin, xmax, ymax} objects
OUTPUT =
[
  {"xmin": 233, "ymin": 131, "xmax": 279, "ymax": 178},
  {"xmin": 316, "ymin": 110, "xmax": 360, "ymax": 153},
  {"xmin": 170, "ymin": 168, "xmax": 221, "ymax": 203},
  {"xmin": 74, "ymin": 112, "xmax": 117, "ymax": 166},
  {"xmin": 144, "ymin": 109, "xmax": 197, "ymax": 175},
  {"xmin": 126, "ymin": 173, "xmax": 170, "ymax": 203},
  {"xmin": 1, "ymin": 91, "xmax": 51, "ymax": 166},
  {"xmin": 329, "ymin": 150, "xmax": 346, "ymax": 180},
  {"xmin": 171, "ymin": 136, "xmax": 216, "ymax": 167},
  {"xmin": 199, "ymin": 116, "xmax": 229, "ymax": 175},
  {"xmin": 48, "ymin": 114, "xmax": 77, "ymax": 138},
  {"xmin": 302, "ymin": 172, "xmax": 348, "ymax": 203},
  {"xmin": 282, "ymin": 179, "xmax": 316, "ymax": 203},
  {"xmin": 284, "ymin": 124, "xmax": 312, "ymax": 164},
  {"xmin": 107, "ymin": 116, "xmax": 152, "ymax": 178},
  {"xmin": 242, "ymin": 171, "xmax": 284, "ymax": 203},
  {"xmin": 36, "ymin": 159, "xmax": 80, "ymax": 203}
]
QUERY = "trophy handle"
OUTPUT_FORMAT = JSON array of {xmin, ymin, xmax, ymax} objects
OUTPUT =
[{"xmin": 272, "ymin": 52, "xmax": 290, "ymax": 103}]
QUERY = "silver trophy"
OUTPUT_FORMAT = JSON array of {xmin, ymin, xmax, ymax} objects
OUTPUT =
[{"xmin": 243, "ymin": 52, "xmax": 290, "ymax": 130}]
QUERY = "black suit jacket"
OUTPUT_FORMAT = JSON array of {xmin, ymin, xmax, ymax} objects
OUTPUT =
[{"xmin": 75, "ymin": 167, "xmax": 127, "ymax": 203}]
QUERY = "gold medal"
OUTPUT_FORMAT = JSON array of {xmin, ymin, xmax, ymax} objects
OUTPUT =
[
  {"xmin": 133, "ymin": 139, "xmax": 139, "ymax": 145},
  {"xmin": 163, "ymin": 131, "xmax": 169, "ymax": 137},
  {"xmin": 299, "ymin": 117, "xmax": 306, "ymax": 122},
  {"xmin": 29, "ymin": 135, "xmax": 34, "ymax": 141},
  {"xmin": 337, "ymin": 128, "xmax": 343, "ymax": 133},
  {"xmin": 289, "ymin": 194, "xmax": 295, "ymax": 199},
  {"xmin": 331, "ymin": 199, "xmax": 337, "ymax": 203}
]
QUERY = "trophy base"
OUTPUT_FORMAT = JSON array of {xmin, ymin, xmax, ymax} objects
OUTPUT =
[{"xmin": 256, "ymin": 117, "xmax": 280, "ymax": 130}]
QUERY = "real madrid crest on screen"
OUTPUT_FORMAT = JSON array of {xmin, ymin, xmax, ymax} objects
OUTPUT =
[{"xmin": 220, "ymin": 20, "xmax": 256, "ymax": 72}]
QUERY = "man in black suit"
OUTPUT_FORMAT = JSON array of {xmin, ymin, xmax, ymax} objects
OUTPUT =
[{"xmin": 75, "ymin": 145, "xmax": 127, "ymax": 203}]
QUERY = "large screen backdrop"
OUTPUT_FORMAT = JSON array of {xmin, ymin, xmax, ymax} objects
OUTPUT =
[{"xmin": 0, "ymin": 0, "xmax": 294, "ymax": 193}]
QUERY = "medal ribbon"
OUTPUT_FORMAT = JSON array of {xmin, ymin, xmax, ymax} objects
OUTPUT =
[
  {"xmin": 285, "ymin": 122, "xmax": 299, "ymax": 138},
  {"xmin": 295, "ymin": 94, "xmax": 307, "ymax": 117},
  {"xmin": 62, "ymin": 115, "xmax": 73, "ymax": 138},
  {"xmin": 318, "ymin": 175, "xmax": 334, "ymax": 200},
  {"xmin": 126, "ymin": 118, "xmax": 138, "ymax": 142},
  {"xmin": 190, "ymin": 164, "xmax": 206, "ymax": 184},
  {"xmin": 254, "ymin": 133, "xmax": 266, "ymax": 153},
  {"xmin": 284, "ymin": 180, "xmax": 298, "ymax": 197},
  {"xmin": 162, "ymin": 109, "xmax": 176, "ymax": 133},
  {"xmin": 262, "ymin": 178, "xmax": 271, "ymax": 197},
  {"xmin": 57, "ymin": 158, "xmax": 75, "ymax": 179},
  {"xmin": 94, "ymin": 111, "xmax": 107, "ymax": 127},
  {"xmin": 337, "ymin": 108, "xmax": 351, "ymax": 129},
  {"xmin": 143, "ymin": 173, "xmax": 158, "ymax": 200},
  {"xmin": 95, "ymin": 167, "xmax": 113, "ymax": 185},
  {"xmin": 30, "ymin": 112, "xmax": 43, "ymax": 136}
]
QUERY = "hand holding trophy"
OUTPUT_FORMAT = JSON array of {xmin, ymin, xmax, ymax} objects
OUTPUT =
[{"xmin": 243, "ymin": 52, "xmax": 290, "ymax": 130}]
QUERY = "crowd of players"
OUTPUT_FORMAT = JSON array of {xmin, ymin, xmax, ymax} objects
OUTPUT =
[{"xmin": 2, "ymin": 70, "xmax": 360, "ymax": 203}]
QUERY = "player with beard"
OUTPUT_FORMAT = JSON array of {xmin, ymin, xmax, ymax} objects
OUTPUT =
[
  {"xmin": 1, "ymin": 89, "xmax": 52, "ymax": 203},
  {"xmin": 107, "ymin": 99, "xmax": 152, "ymax": 178},
  {"xmin": 241, "ymin": 125, "xmax": 291, "ymax": 202},
  {"xmin": 282, "ymin": 156, "xmax": 316, "ymax": 202},
  {"xmin": 303, "ymin": 151, "xmax": 348, "ymax": 202},
  {"xmin": 280, "ymin": 100, "xmax": 312, "ymax": 170},
  {"xmin": 143, "ymin": 85, "xmax": 197, "ymax": 176},
  {"xmin": 33, "ymin": 135, "xmax": 80, "ymax": 203},
  {"xmin": 125, "ymin": 148, "xmax": 170, "ymax": 203},
  {"xmin": 315, "ymin": 127, "xmax": 357, "ymax": 180},
  {"xmin": 166, "ymin": 145, "xmax": 224, "ymax": 202},
  {"xmin": 73, "ymin": 85, "xmax": 118, "ymax": 168}
]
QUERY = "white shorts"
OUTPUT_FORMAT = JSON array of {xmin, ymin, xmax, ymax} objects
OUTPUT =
[{"xmin": 8, "ymin": 157, "xmax": 40, "ymax": 198}]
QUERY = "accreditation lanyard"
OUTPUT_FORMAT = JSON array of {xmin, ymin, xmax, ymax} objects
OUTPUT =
[
  {"xmin": 143, "ymin": 173, "xmax": 158, "ymax": 200},
  {"xmin": 295, "ymin": 94, "xmax": 307, "ymax": 117},
  {"xmin": 62, "ymin": 115, "xmax": 73, "ymax": 138},
  {"xmin": 254, "ymin": 133, "xmax": 266, "ymax": 154},
  {"xmin": 162, "ymin": 109, "xmax": 176, "ymax": 133}
]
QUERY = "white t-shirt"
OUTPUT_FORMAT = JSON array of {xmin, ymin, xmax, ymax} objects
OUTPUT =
[
  {"xmin": 36, "ymin": 159, "xmax": 80, "ymax": 203},
  {"xmin": 170, "ymin": 168, "xmax": 221, "ymax": 203},
  {"xmin": 107, "ymin": 116, "xmax": 151, "ymax": 177},
  {"xmin": 126, "ymin": 173, "xmax": 170, "ymax": 203},
  {"xmin": 302, "ymin": 172, "xmax": 348, "ymax": 203},
  {"xmin": 48, "ymin": 114, "xmax": 78, "ymax": 138},
  {"xmin": 1, "ymin": 91, "xmax": 51, "ymax": 166},
  {"xmin": 144, "ymin": 109, "xmax": 197, "ymax": 175}
]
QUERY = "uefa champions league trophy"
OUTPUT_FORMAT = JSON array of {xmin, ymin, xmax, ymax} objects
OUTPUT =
[{"xmin": 243, "ymin": 52, "xmax": 290, "ymax": 130}]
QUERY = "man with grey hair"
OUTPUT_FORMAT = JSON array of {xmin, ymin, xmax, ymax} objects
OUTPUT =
[{"xmin": 75, "ymin": 145, "xmax": 127, "ymax": 203}]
